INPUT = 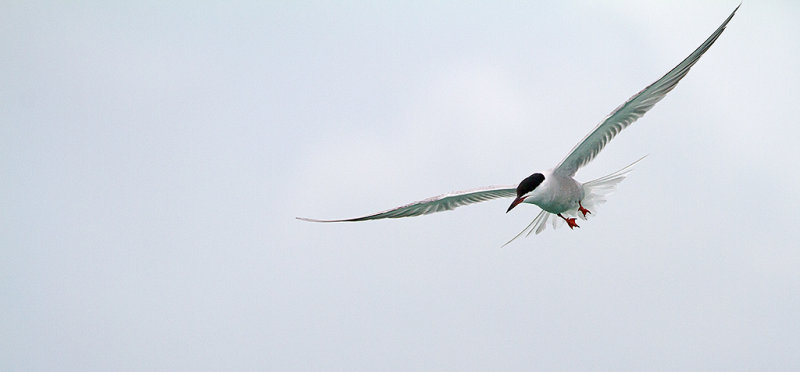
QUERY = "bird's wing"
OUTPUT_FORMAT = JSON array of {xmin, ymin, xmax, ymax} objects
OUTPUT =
[
  {"xmin": 297, "ymin": 185, "xmax": 517, "ymax": 222},
  {"xmin": 554, "ymin": 5, "xmax": 738, "ymax": 177}
]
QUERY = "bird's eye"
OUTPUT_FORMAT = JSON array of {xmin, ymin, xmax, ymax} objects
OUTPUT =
[{"xmin": 517, "ymin": 173, "xmax": 545, "ymax": 196}]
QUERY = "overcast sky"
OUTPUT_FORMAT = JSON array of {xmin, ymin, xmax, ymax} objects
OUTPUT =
[{"xmin": 3, "ymin": 1, "xmax": 799, "ymax": 371}]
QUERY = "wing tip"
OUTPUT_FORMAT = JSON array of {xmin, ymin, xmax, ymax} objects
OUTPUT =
[{"xmin": 296, "ymin": 216, "xmax": 338, "ymax": 223}]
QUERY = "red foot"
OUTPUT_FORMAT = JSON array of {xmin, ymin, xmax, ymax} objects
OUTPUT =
[
  {"xmin": 578, "ymin": 202, "xmax": 591, "ymax": 218},
  {"xmin": 558, "ymin": 214, "xmax": 580, "ymax": 229}
]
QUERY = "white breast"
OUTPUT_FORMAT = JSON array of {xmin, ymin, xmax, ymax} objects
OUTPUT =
[{"xmin": 523, "ymin": 170, "xmax": 584, "ymax": 214}]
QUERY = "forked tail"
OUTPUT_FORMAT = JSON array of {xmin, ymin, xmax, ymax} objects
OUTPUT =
[{"xmin": 502, "ymin": 156, "xmax": 646, "ymax": 246}]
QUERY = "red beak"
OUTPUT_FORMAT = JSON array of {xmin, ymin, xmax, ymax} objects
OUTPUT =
[{"xmin": 507, "ymin": 196, "xmax": 525, "ymax": 213}]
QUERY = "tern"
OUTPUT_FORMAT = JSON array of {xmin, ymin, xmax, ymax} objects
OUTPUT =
[{"xmin": 298, "ymin": 5, "xmax": 738, "ymax": 244}]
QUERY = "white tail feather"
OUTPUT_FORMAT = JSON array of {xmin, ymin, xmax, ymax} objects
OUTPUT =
[{"xmin": 502, "ymin": 156, "xmax": 646, "ymax": 246}]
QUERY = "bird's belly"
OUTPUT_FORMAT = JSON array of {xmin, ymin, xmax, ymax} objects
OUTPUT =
[
  {"xmin": 525, "ymin": 177, "xmax": 583, "ymax": 214},
  {"xmin": 533, "ymin": 197, "xmax": 577, "ymax": 214}
]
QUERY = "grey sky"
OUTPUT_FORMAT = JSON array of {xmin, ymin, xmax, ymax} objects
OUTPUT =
[{"xmin": 3, "ymin": 1, "xmax": 799, "ymax": 371}]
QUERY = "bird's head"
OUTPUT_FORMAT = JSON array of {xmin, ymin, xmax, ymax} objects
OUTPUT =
[{"xmin": 507, "ymin": 173, "xmax": 545, "ymax": 213}]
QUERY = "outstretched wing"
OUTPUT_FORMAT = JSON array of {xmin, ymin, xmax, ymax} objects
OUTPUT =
[
  {"xmin": 297, "ymin": 185, "xmax": 517, "ymax": 222},
  {"xmin": 554, "ymin": 5, "xmax": 739, "ymax": 177}
]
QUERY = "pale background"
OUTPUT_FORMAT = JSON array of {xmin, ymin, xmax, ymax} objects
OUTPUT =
[{"xmin": 3, "ymin": 1, "xmax": 799, "ymax": 370}]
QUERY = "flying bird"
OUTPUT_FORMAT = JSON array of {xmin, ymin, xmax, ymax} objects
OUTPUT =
[{"xmin": 298, "ymin": 5, "xmax": 738, "ymax": 244}]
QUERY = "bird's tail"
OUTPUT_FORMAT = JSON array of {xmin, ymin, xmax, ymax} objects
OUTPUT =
[
  {"xmin": 578, "ymin": 155, "xmax": 646, "ymax": 219},
  {"xmin": 502, "ymin": 156, "xmax": 646, "ymax": 246}
]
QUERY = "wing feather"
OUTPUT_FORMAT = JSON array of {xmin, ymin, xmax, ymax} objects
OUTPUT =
[
  {"xmin": 297, "ymin": 185, "xmax": 517, "ymax": 222},
  {"xmin": 554, "ymin": 5, "xmax": 739, "ymax": 176}
]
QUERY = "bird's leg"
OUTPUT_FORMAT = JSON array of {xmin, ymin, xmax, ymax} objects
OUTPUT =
[
  {"xmin": 578, "ymin": 201, "xmax": 591, "ymax": 218},
  {"xmin": 558, "ymin": 213, "xmax": 580, "ymax": 229}
]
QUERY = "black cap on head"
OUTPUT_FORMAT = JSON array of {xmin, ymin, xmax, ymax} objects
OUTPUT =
[{"xmin": 516, "ymin": 173, "xmax": 544, "ymax": 197}]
